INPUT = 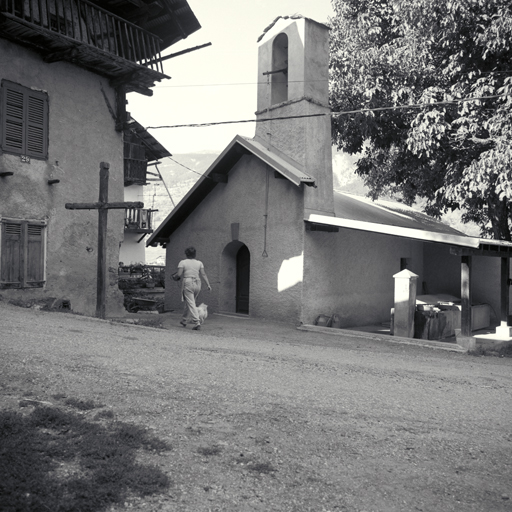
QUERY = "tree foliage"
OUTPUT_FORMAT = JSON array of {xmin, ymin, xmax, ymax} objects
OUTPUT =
[{"xmin": 329, "ymin": 0, "xmax": 512, "ymax": 239}]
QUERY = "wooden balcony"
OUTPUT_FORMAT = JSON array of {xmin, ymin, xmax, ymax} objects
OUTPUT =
[
  {"xmin": 0, "ymin": 0, "xmax": 169, "ymax": 94},
  {"xmin": 125, "ymin": 207, "xmax": 155, "ymax": 233}
]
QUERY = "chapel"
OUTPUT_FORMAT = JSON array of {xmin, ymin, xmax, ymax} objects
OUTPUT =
[{"xmin": 148, "ymin": 16, "xmax": 510, "ymax": 337}]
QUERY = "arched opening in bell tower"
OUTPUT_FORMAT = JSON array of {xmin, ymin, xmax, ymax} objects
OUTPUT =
[{"xmin": 271, "ymin": 33, "xmax": 288, "ymax": 105}]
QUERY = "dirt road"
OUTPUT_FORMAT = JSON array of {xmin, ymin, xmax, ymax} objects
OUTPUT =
[{"xmin": 1, "ymin": 302, "xmax": 511, "ymax": 511}]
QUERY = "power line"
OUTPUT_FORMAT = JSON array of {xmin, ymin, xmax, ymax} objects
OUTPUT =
[
  {"xmin": 163, "ymin": 156, "xmax": 218, "ymax": 183},
  {"xmin": 152, "ymin": 70, "xmax": 512, "ymax": 89},
  {"xmin": 154, "ymin": 163, "xmax": 175, "ymax": 207},
  {"xmin": 156, "ymin": 79, "xmax": 328, "ymax": 88},
  {"xmin": 146, "ymin": 94, "xmax": 506, "ymax": 130}
]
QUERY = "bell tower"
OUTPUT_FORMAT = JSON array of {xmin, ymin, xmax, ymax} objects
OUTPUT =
[{"xmin": 255, "ymin": 16, "xmax": 334, "ymax": 216}]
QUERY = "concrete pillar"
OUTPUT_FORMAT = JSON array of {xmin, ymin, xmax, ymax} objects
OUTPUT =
[
  {"xmin": 495, "ymin": 257, "xmax": 512, "ymax": 338},
  {"xmin": 461, "ymin": 255, "xmax": 472, "ymax": 336},
  {"xmin": 393, "ymin": 269, "xmax": 418, "ymax": 338}
]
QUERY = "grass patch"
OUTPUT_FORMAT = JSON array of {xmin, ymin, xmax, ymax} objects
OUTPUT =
[
  {"xmin": 471, "ymin": 343, "xmax": 512, "ymax": 357},
  {"xmin": 246, "ymin": 461, "xmax": 277, "ymax": 474},
  {"xmin": 0, "ymin": 405, "xmax": 172, "ymax": 511},
  {"xmin": 197, "ymin": 445, "xmax": 223, "ymax": 456},
  {"xmin": 64, "ymin": 398, "xmax": 98, "ymax": 411}
]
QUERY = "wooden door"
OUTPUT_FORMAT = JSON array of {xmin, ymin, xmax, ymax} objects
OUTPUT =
[{"xmin": 236, "ymin": 245, "xmax": 250, "ymax": 314}]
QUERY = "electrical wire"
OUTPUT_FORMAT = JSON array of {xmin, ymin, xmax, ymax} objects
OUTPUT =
[
  {"xmin": 156, "ymin": 79, "xmax": 328, "ymax": 88},
  {"xmin": 167, "ymin": 156, "xmax": 213, "ymax": 180},
  {"xmin": 155, "ymin": 163, "xmax": 175, "ymax": 207},
  {"xmin": 145, "ymin": 93, "xmax": 508, "ymax": 189},
  {"xmin": 146, "ymin": 94, "xmax": 506, "ymax": 130},
  {"xmin": 151, "ymin": 71, "xmax": 512, "ymax": 88}
]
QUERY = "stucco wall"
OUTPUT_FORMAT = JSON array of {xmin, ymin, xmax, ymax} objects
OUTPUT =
[
  {"xmin": 256, "ymin": 17, "xmax": 329, "ymax": 111},
  {"xmin": 303, "ymin": 228, "xmax": 425, "ymax": 327},
  {"xmin": 0, "ymin": 40, "xmax": 125, "ymax": 316},
  {"xmin": 164, "ymin": 155, "xmax": 305, "ymax": 324}
]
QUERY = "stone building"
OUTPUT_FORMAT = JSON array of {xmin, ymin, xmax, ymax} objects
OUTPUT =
[
  {"xmin": 0, "ymin": 0, "xmax": 199, "ymax": 315},
  {"xmin": 148, "ymin": 16, "xmax": 512, "ymax": 337}
]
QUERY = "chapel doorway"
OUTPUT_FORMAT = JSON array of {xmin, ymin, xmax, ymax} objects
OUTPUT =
[
  {"xmin": 236, "ymin": 245, "xmax": 250, "ymax": 314},
  {"xmin": 219, "ymin": 241, "xmax": 251, "ymax": 315}
]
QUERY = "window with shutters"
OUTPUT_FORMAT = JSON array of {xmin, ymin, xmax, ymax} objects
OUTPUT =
[
  {"xmin": 0, "ymin": 80, "xmax": 49, "ymax": 160},
  {"xmin": 0, "ymin": 219, "xmax": 46, "ymax": 289}
]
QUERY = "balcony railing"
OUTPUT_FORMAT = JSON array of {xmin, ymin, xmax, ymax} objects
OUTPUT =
[
  {"xmin": 1, "ymin": 0, "xmax": 165, "ymax": 74},
  {"xmin": 125, "ymin": 208, "xmax": 156, "ymax": 234}
]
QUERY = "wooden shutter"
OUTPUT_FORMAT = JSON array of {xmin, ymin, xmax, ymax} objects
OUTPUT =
[
  {"xmin": 26, "ymin": 223, "xmax": 45, "ymax": 286},
  {"xmin": 2, "ymin": 86, "xmax": 24, "ymax": 154},
  {"xmin": 1, "ymin": 81, "xmax": 48, "ymax": 159},
  {"xmin": 26, "ymin": 94, "xmax": 48, "ymax": 158},
  {"xmin": 124, "ymin": 133, "xmax": 148, "ymax": 184},
  {"xmin": 0, "ymin": 221, "xmax": 22, "ymax": 288},
  {"xmin": 0, "ymin": 220, "xmax": 46, "ymax": 288}
]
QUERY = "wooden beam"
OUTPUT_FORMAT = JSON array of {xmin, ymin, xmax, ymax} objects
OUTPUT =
[
  {"xmin": 210, "ymin": 173, "xmax": 228, "ymax": 183},
  {"xmin": 44, "ymin": 47, "xmax": 79, "ymax": 63},
  {"xmin": 461, "ymin": 255, "xmax": 472, "ymax": 336},
  {"xmin": 115, "ymin": 85, "xmax": 127, "ymax": 132},
  {"xmin": 450, "ymin": 245, "xmax": 512, "ymax": 257},
  {"xmin": 97, "ymin": 163, "xmax": 109, "ymax": 320},
  {"xmin": 65, "ymin": 201, "xmax": 143, "ymax": 210},
  {"xmin": 152, "ymin": 42, "xmax": 212, "ymax": 63},
  {"xmin": 126, "ymin": 84, "xmax": 154, "ymax": 97}
]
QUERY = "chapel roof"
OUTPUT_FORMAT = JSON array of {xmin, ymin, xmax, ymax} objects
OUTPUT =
[
  {"xmin": 147, "ymin": 135, "xmax": 314, "ymax": 246},
  {"xmin": 147, "ymin": 133, "xmax": 486, "ymax": 249},
  {"xmin": 333, "ymin": 193, "xmax": 464, "ymax": 236}
]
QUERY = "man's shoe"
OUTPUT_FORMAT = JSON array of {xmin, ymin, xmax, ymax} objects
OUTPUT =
[
  {"xmin": 180, "ymin": 320, "xmax": 187, "ymax": 327},
  {"xmin": 192, "ymin": 324, "xmax": 201, "ymax": 331}
]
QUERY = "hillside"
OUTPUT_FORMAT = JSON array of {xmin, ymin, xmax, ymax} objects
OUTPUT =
[{"xmin": 145, "ymin": 153, "xmax": 217, "ymax": 264}]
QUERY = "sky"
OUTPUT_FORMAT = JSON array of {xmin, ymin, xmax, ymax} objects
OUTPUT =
[{"xmin": 127, "ymin": 0, "xmax": 334, "ymax": 155}]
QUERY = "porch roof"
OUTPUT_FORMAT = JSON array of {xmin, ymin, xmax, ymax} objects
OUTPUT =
[
  {"xmin": 128, "ymin": 119, "xmax": 171, "ymax": 162},
  {"xmin": 307, "ymin": 192, "xmax": 481, "ymax": 248}
]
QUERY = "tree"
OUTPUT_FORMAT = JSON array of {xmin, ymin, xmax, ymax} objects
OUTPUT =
[{"xmin": 329, "ymin": 0, "xmax": 512, "ymax": 239}]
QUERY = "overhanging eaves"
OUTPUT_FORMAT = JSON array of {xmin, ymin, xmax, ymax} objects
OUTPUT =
[{"xmin": 307, "ymin": 214, "xmax": 481, "ymax": 248}]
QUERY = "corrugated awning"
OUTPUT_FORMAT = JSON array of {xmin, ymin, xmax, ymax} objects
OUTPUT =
[
  {"xmin": 307, "ymin": 213, "xmax": 480, "ymax": 248},
  {"xmin": 306, "ymin": 193, "xmax": 481, "ymax": 248}
]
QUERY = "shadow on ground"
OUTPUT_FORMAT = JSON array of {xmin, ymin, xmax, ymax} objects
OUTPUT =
[{"xmin": 0, "ymin": 401, "xmax": 172, "ymax": 512}]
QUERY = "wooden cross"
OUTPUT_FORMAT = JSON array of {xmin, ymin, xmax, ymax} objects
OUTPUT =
[{"xmin": 65, "ymin": 162, "xmax": 143, "ymax": 319}]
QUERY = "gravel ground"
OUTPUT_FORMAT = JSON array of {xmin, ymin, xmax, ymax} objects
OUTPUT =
[{"xmin": 1, "ymin": 302, "xmax": 511, "ymax": 512}]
